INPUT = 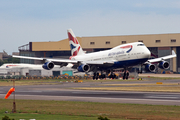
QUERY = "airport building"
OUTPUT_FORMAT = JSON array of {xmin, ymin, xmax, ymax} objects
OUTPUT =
[
  {"xmin": 18, "ymin": 33, "xmax": 180, "ymax": 73},
  {"xmin": 0, "ymin": 66, "xmax": 73, "ymax": 77}
]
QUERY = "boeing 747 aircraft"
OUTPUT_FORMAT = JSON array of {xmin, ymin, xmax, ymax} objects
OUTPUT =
[{"xmin": 13, "ymin": 29, "xmax": 176, "ymax": 79}]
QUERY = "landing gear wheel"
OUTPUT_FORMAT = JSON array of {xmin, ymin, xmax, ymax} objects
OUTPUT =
[{"xmin": 93, "ymin": 72, "xmax": 99, "ymax": 80}]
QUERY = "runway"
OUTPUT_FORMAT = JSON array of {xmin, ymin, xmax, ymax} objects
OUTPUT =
[{"xmin": 1, "ymin": 79, "xmax": 180, "ymax": 106}]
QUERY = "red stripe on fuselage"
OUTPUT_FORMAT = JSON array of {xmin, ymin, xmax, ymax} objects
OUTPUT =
[
  {"xmin": 6, "ymin": 65, "xmax": 18, "ymax": 66},
  {"xmin": 120, "ymin": 45, "xmax": 132, "ymax": 49}
]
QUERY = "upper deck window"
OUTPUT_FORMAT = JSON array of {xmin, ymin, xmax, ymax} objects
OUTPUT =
[{"xmin": 137, "ymin": 44, "xmax": 145, "ymax": 46}]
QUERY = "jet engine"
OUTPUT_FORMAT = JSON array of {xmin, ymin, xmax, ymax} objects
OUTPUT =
[
  {"xmin": 158, "ymin": 61, "xmax": 169, "ymax": 69},
  {"xmin": 145, "ymin": 63, "xmax": 156, "ymax": 72},
  {"xmin": 42, "ymin": 61, "xmax": 54, "ymax": 70},
  {"xmin": 77, "ymin": 64, "xmax": 90, "ymax": 72}
]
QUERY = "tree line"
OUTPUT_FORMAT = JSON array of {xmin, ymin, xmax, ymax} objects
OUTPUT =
[{"xmin": 0, "ymin": 57, "xmax": 20, "ymax": 66}]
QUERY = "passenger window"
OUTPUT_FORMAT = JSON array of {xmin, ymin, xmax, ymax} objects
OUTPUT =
[{"xmin": 137, "ymin": 44, "xmax": 145, "ymax": 46}]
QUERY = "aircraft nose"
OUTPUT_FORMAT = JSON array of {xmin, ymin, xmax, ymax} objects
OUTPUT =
[{"xmin": 144, "ymin": 49, "xmax": 151, "ymax": 58}]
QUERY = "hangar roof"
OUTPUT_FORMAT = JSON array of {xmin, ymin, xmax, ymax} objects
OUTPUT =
[
  {"xmin": 32, "ymin": 37, "xmax": 82, "ymax": 51},
  {"xmin": 31, "ymin": 33, "xmax": 180, "ymax": 51}
]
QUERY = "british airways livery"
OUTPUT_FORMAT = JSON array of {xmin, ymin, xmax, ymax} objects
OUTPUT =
[
  {"xmin": 121, "ymin": 45, "xmax": 132, "ymax": 53},
  {"xmin": 13, "ymin": 29, "xmax": 176, "ymax": 78},
  {"xmin": 68, "ymin": 30, "xmax": 85, "ymax": 56}
]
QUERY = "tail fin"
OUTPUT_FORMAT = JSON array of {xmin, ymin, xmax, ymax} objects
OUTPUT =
[{"xmin": 67, "ymin": 29, "xmax": 85, "ymax": 56}]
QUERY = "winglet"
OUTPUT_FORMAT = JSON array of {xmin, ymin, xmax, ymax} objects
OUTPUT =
[{"xmin": 172, "ymin": 50, "xmax": 176, "ymax": 56}]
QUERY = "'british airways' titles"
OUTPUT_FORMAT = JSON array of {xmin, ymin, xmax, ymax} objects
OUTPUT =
[{"xmin": 108, "ymin": 51, "xmax": 124, "ymax": 56}]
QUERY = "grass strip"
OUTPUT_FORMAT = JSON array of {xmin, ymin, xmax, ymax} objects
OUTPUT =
[
  {"xmin": 0, "ymin": 79, "xmax": 138, "ymax": 86},
  {"xmin": 0, "ymin": 99, "xmax": 180, "ymax": 120},
  {"xmin": 0, "ymin": 79, "xmax": 67, "ymax": 86},
  {"xmin": 1, "ymin": 76, "xmax": 180, "ymax": 86},
  {"xmin": 99, "ymin": 83, "xmax": 180, "ymax": 86}
]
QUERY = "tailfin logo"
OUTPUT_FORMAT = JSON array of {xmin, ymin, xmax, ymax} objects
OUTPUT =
[
  {"xmin": 72, "ymin": 46, "xmax": 80, "ymax": 56},
  {"xmin": 120, "ymin": 45, "xmax": 132, "ymax": 53},
  {"xmin": 68, "ymin": 32, "xmax": 80, "ymax": 56},
  {"xmin": 70, "ymin": 44, "xmax": 76, "ymax": 50},
  {"xmin": 68, "ymin": 32, "xmax": 79, "ymax": 44}
]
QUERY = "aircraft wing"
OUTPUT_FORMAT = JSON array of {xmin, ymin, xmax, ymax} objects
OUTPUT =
[
  {"xmin": 146, "ymin": 50, "xmax": 176, "ymax": 63},
  {"xmin": 12, "ymin": 55, "xmax": 78, "ymax": 64},
  {"xmin": 12, "ymin": 55, "xmax": 115, "ymax": 66}
]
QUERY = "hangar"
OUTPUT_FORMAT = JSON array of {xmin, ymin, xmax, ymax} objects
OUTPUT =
[{"xmin": 18, "ymin": 33, "xmax": 180, "ymax": 73}]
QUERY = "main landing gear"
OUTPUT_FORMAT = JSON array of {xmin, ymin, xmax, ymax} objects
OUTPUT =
[
  {"xmin": 93, "ymin": 72, "xmax": 99, "ymax": 80},
  {"xmin": 122, "ymin": 67, "xmax": 130, "ymax": 80},
  {"xmin": 108, "ymin": 70, "xmax": 116, "ymax": 79},
  {"xmin": 93, "ymin": 72, "xmax": 106, "ymax": 80},
  {"xmin": 93, "ymin": 70, "xmax": 117, "ymax": 80}
]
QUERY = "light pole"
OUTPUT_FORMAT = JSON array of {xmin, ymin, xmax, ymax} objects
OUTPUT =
[{"xmin": 12, "ymin": 79, "xmax": 16, "ymax": 113}]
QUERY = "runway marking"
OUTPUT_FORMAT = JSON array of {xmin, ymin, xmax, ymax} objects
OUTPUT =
[
  {"xmin": 146, "ymin": 95, "xmax": 179, "ymax": 99},
  {"xmin": 18, "ymin": 91, "xmax": 42, "ymax": 93},
  {"xmin": 72, "ymin": 92, "xmax": 108, "ymax": 94},
  {"xmin": 1, "ymin": 94, "xmax": 180, "ymax": 103}
]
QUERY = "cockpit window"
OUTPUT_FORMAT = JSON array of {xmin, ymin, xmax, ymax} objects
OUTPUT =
[{"xmin": 137, "ymin": 44, "xmax": 145, "ymax": 46}]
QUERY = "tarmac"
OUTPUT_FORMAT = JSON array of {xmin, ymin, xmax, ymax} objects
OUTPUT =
[
  {"xmin": 138, "ymin": 73, "xmax": 180, "ymax": 78},
  {"xmin": 1, "ymin": 73, "xmax": 180, "ymax": 106},
  {"xmin": 1, "ymin": 76, "xmax": 180, "ymax": 105}
]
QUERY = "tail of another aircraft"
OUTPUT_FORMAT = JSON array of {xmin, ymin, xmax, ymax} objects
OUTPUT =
[{"xmin": 67, "ymin": 29, "xmax": 85, "ymax": 56}]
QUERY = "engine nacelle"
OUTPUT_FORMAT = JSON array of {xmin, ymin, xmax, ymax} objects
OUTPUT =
[
  {"xmin": 158, "ymin": 61, "xmax": 169, "ymax": 69},
  {"xmin": 77, "ymin": 64, "xmax": 90, "ymax": 72},
  {"xmin": 42, "ymin": 62, "xmax": 54, "ymax": 70},
  {"xmin": 145, "ymin": 63, "xmax": 156, "ymax": 72}
]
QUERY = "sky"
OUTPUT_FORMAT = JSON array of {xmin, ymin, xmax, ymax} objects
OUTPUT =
[{"xmin": 0, "ymin": 0, "xmax": 180, "ymax": 54}]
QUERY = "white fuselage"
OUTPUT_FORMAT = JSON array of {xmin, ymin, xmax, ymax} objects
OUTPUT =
[
  {"xmin": 71, "ymin": 42, "xmax": 151, "ymax": 63},
  {"xmin": 0, "ymin": 63, "xmax": 59, "ymax": 69},
  {"xmin": 0, "ymin": 63, "xmax": 43, "ymax": 69}
]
